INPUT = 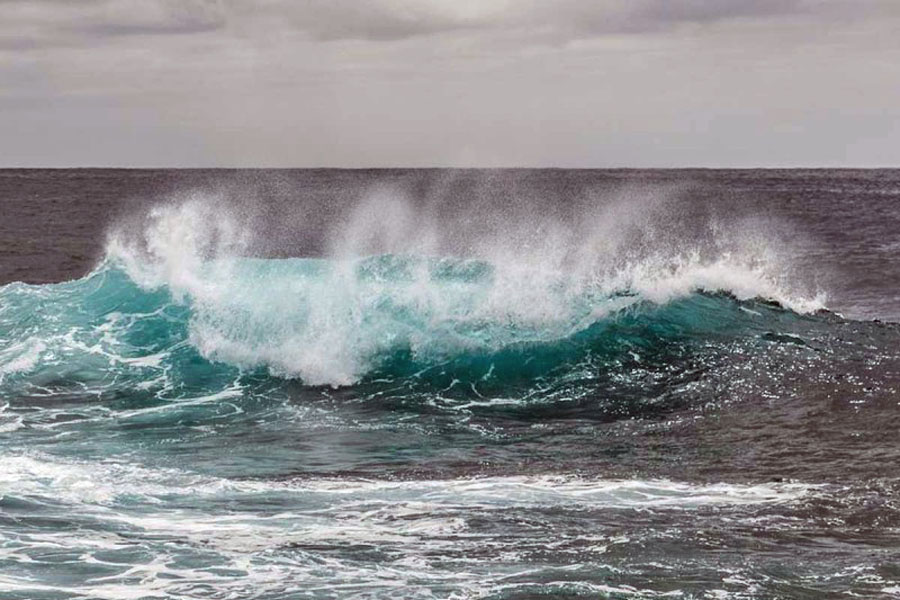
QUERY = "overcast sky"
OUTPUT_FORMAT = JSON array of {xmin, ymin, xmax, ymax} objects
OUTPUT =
[{"xmin": 1, "ymin": 0, "xmax": 898, "ymax": 167}]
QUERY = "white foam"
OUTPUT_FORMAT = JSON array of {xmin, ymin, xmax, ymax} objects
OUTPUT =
[
  {"xmin": 0, "ymin": 337, "xmax": 46, "ymax": 378},
  {"xmin": 0, "ymin": 402, "xmax": 23, "ymax": 433},
  {"xmin": 0, "ymin": 452, "xmax": 815, "ymax": 510},
  {"xmin": 0, "ymin": 452, "xmax": 823, "ymax": 599}
]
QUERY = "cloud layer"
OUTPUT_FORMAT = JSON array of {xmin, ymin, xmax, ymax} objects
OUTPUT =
[{"xmin": 1, "ymin": 0, "xmax": 898, "ymax": 166}]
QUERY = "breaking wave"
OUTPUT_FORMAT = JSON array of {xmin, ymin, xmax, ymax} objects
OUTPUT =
[{"xmin": 0, "ymin": 197, "xmax": 829, "ymax": 392}]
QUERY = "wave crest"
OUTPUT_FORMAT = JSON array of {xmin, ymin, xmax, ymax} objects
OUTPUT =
[
  {"xmin": 94, "ymin": 198, "xmax": 823, "ymax": 385},
  {"xmin": 0, "ymin": 196, "xmax": 827, "ymax": 388}
]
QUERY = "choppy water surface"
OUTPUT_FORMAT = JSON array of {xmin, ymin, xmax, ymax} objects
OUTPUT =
[{"xmin": 2, "ymin": 169, "xmax": 900, "ymax": 599}]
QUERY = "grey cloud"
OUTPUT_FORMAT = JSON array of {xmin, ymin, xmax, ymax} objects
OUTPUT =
[
  {"xmin": 631, "ymin": 0, "xmax": 805, "ymax": 26},
  {"xmin": 82, "ymin": 0, "xmax": 226, "ymax": 36},
  {"xmin": 84, "ymin": 20, "xmax": 223, "ymax": 38},
  {"xmin": 245, "ymin": 0, "xmax": 814, "ymax": 43},
  {"xmin": 0, "ymin": 0, "xmax": 225, "ymax": 49},
  {"xmin": 0, "ymin": 36, "xmax": 41, "ymax": 51},
  {"xmin": 544, "ymin": 0, "xmax": 808, "ymax": 37},
  {"xmin": 0, "ymin": 0, "xmax": 866, "ymax": 48},
  {"xmin": 265, "ymin": 1, "xmax": 477, "ymax": 42}
]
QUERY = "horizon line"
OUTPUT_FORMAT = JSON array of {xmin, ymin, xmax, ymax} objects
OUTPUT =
[{"xmin": 2, "ymin": 165, "xmax": 899, "ymax": 170}]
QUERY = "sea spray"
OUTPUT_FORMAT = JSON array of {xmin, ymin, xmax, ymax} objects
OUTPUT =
[{"xmin": 83, "ymin": 192, "xmax": 823, "ymax": 385}]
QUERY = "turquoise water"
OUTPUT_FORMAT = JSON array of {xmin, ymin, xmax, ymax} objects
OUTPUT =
[{"xmin": 0, "ymin": 252, "xmax": 822, "ymax": 421}]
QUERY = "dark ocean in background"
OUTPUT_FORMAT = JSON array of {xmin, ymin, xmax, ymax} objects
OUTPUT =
[{"xmin": 1, "ymin": 169, "xmax": 900, "ymax": 599}]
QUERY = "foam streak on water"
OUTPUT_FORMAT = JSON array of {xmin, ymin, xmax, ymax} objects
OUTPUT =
[{"xmin": 0, "ymin": 452, "xmax": 818, "ymax": 599}]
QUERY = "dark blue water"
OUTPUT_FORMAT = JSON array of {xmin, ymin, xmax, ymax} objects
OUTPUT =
[{"xmin": 2, "ymin": 169, "xmax": 900, "ymax": 599}]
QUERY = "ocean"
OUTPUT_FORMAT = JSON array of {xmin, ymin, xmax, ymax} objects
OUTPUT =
[{"xmin": 1, "ymin": 168, "xmax": 899, "ymax": 599}]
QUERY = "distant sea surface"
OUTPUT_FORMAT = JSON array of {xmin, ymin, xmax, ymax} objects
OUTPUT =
[{"xmin": 2, "ymin": 169, "xmax": 900, "ymax": 599}]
